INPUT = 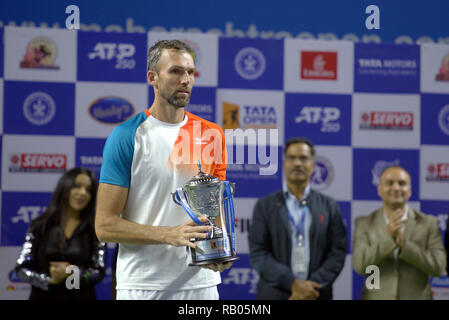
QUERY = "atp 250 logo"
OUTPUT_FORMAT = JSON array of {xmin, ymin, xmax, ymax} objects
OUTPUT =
[
  {"xmin": 88, "ymin": 42, "xmax": 136, "ymax": 69},
  {"xmin": 294, "ymin": 106, "xmax": 341, "ymax": 132}
]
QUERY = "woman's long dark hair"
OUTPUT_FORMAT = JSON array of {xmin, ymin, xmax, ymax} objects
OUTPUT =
[{"xmin": 30, "ymin": 167, "xmax": 98, "ymax": 236}]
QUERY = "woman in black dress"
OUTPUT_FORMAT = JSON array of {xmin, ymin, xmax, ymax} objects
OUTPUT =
[{"xmin": 15, "ymin": 167, "xmax": 106, "ymax": 300}]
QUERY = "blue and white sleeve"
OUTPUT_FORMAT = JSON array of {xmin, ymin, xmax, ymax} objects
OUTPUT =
[{"xmin": 99, "ymin": 125, "xmax": 135, "ymax": 189}]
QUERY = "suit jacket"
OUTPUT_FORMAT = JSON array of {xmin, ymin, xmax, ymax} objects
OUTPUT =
[
  {"xmin": 353, "ymin": 208, "xmax": 446, "ymax": 300},
  {"xmin": 248, "ymin": 189, "xmax": 347, "ymax": 300}
]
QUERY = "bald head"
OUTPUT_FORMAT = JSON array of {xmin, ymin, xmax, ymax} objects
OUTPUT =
[{"xmin": 378, "ymin": 166, "xmax": 411, "ymax": 209}]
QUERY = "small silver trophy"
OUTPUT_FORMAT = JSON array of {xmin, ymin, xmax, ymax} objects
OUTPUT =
[{"xmin": 172, "ymin": 162, "xmax": 238, "ymax": 266}]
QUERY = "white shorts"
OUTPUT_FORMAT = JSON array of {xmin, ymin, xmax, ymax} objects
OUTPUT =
[{"xmin": 116, "ymin": 286, "xmax": 219, "ymax": 300}]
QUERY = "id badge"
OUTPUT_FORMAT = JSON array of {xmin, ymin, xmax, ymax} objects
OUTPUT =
[{"xmin": 293, "ymin": 235, "xmax": 306, "ymax": 273}]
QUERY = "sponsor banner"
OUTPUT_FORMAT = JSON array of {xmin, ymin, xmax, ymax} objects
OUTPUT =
[
  {"xmin": 333, "ymin": 255, "xmax": 353, "ymax": 300},
  {"xmin": 420, "ymin": 146, "xmax": 449, "ymax": 200},
  {"xmin": 354, "ymin": 43, "xmax": 420, "ymax": 93},
  {"xmin": 0, "ymin": 27, "xmax": 3, "ymax": 78},
  {"xmin": 148, "ymin": 86, "xmax": 216, "ymax": 123},
  {"xmin": 0, "ymin": 79, "xmax": 3, "ymax": 134},
  {"xmin": 218, "ymin": 254, "xmax": 258, "ymax": 300},
  {"xmin": 1, "ymin": 191, "xmax": 51, "ymax": 245},
  {"xmin": 0, "ymin": 136, "xmax": 2, "ymax": 188},
  {"xmin": 78, "ymin": 31, "xmax": 147, "ymax": 83},
  {"xmin": 226, "ymin": 145, "xmax": 281, "ymax": 198},
  {"xmin": 216, "ymin": 89, "xmax": 284, "ymax": 144},
  {"xmin": 95, "ymin": 247, "xmax": 116, "ymax": 300},
  {"xmin": 312, "ymin": 147, "xmax": 352, "ymax": 201},
  {"xmin": 3, "ymin": 81, "xmax": 74, "ymax": 135},
  {"xmin": 285, "ymin": 93, "xmax": 351, "ymax": 146},
  {"xmin": 284, "ymin": 39, "xmax": 353, "ymax": 93},
  {"xmin": 186, "ymin": 87, "xmax": 216, "ymax": 122},
  {"xmin": 421, "ymin": 44, "xmax": 449, "ymax": 93},
  {"xmin": 352, "ymin": 148, "xmax": 420, "ymax": 201},
  {"xmin": 4, "ymin": 26, "xmax": 76, "ymax": 82},
  {"xmin": 352, "ymin": 93, "xmax": 420, "ymax": 148},
  {"xmin": 218, "ymin": 38, "xmax": 283, "ymax": 90},
  {"xmin": 75, "ymin": 82, "xmax": 147, "ymax": 138},
  {"xmin": 431, "ymin": 276, "xmax": 449, "ymax": 300},
  {"xmin": 0, "ymin": 246, "xmax": 31, "ymax": 300},
  {"xmin": 233, "ymin": 198, "xmax": 257, "ymax": 254},
  {"xmin": 148, "ymin": 32, "xmax": 219, "ymax": 87},
  {"xmin": 75, "ymin": 138, "xmax": 107, "ymax": 180},
  {"xmin": 337, "ymin": 201, "xmax": 351, "ymax": 254},
  {"xmin": 352, "ymin": 269, "xmax": 365, "ymax": 300},
  {"xmin": 2, "ymin": 135, "xmax": 75, "ymax": 191},
  {"xmin": 421, "ymin": 94, "xmax": 449, "ymax": 145},
  {"xmin": 420, "ymin": 201, "xmax": 449, "ymax": 238}
]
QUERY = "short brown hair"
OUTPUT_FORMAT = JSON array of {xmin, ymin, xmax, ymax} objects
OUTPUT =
[{"xmin": 147, "ymin": 40, "xmax": 195, "ymax": 72}]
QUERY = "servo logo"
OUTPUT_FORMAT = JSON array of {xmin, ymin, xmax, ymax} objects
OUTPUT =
[
  {"xmin": 9, "ymin": 153, "xmax": 67, "ymax": 173},
  {"xmin": 360, "ymin": 111, "xmax": 413, "ymax": 130}
]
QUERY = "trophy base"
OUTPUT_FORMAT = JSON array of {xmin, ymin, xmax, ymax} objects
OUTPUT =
[
  {"xmin": 187, "ymin": 236, "xmax": 238, "ymax": 267},
  {"xmin": 189, "ymin": 255, "xmax": 239, "ymax": 267}
]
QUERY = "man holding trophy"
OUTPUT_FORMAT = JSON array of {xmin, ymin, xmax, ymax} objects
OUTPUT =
[{"xmin": 95, "ymin": 40, "xmax": 234, "ymax": 300}]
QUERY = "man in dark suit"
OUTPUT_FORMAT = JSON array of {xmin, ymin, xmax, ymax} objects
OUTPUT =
[{"xmin": 248, "ymin": 137, "xmax": 347, "ymax": 300}]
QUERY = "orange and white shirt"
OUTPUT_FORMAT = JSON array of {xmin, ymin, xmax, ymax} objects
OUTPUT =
[{"xmin": 100, "ymin": 110, "xmax": 227, "ymax": 291}]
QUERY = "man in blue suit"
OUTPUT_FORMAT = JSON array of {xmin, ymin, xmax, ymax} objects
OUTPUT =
[{"xmin": 249, "ymin": 137, "xmax": 347, "ymax": 300}]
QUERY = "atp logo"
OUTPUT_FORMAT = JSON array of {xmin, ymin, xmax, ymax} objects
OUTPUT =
[
  {"xmin": 294, "ymin": 106, "xmax": 341, "ymax": 132},
  {"xmin": 88, "ymin": 43, "xmax": 136, "ymax": 69},
  {"xmin": 12, "ymin": 206, "xmax": 46, "ymax": 223}
]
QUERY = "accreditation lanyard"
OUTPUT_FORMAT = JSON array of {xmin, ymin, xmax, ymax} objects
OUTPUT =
[
  {"xmin": 288, "ymin": 207, "xmax": 307, "ymax": 274},
  {"xmin": 287, "ymin": 207, "xmax": 307, "ymax": 245}
]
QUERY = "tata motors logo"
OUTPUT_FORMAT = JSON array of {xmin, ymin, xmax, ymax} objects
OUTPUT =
[
  {"xmin": 435, "ymin": 52, "xmax": 449, "ymax": 81},
  {"xmin": 20, "ymin": 37, "xmax": 60, "ymax": 70},
  {"xmin": 301, "ymin": 51, "xmax": 337, "ymax": 80},
  {"xmin": 222, "ymin": 102, "xmax": 277, "ymax": 129},
  {"xmin": 9, "ymin": 153, "xmax": 67, "ymax": 173},
  {"xmin": 88, "ymin": 96, "xmax": 135, "ymax": 124},
  {"xmin": 310, "ymin": 156, "xmax": 334, "ymax": 190},
  {"xmin": 294, "ymin": 106, "xmax": 341, "ymax": 132},
  {"xmin": 360, "ymin": 111, "xmax": 413, "ymax": 130},
  {"xmin": 358, "ymin": 58, "xmax": 417, "ymax": 75},
  {"xmin": 88, "ymin": 42, "xmax": 136, "ymax": 69},
  {"xmin": 438, "ymin": 105, "xmax": 449, "ymax": 136},
  {"xmin": 23, "ymin": 91, "xmax": 56, "ymax": 126},
  {"xmin": 426, "ymin": 163, "xmax": 449, "ymax": 182},
  {"xmin": 234, "ymin": 47, "xmax": 266, "ymax": 80}
]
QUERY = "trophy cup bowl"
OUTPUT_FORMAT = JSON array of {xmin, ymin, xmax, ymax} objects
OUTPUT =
[{"xmin": 172, "ymin": 162, "xmax": 238, "ymax": 266}]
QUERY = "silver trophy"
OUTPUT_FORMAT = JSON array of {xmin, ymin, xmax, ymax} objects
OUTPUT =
[{"xmin": 172, "ymin": 162, "xmax": 238, "ymax": 266}]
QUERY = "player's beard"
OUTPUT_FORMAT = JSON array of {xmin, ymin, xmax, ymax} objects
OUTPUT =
[
  {"xmin": 168, "ymin": 92, "xmax": 191, "ymax": 108},
  {"xmin": 160, "ymin": 88, "xmax": 191, "ymax": 108}
]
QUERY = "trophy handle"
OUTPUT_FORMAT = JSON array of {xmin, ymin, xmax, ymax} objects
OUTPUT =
[
  {"xmin": 223, "ymin": 181, "xmax": 236, "ymax": 253},
  {"xmin": 172, "ymin": 188, "xmax": 205, "ymax": 226}
]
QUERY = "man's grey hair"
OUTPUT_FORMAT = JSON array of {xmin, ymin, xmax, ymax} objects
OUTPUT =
[{"xmin": 147, "ymin": 40, "xmax": 195, "ymax": 72}]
